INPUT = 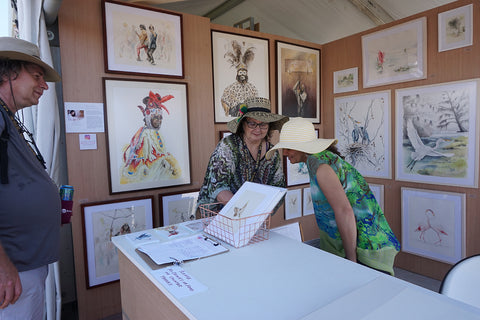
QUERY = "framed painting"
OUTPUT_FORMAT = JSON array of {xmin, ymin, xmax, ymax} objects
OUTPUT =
[
  {"xmin": 362, "ymin": 17, "xmax": 427, "ymax": 88},
  {"xmin": 276, "ymin": 41, "xmax": 320, "ymax": 123},
  {"xmin": 284, "ymin": 156, "xmax": 309, "ymax": 187},
  {"xmin": 333, "ymin": 67, "xmax": 358, "ymax": 94},
  {"xmin": 368, "ymin": 183, "xmax": 384, "ymax": 212},
  {"xmin": 285, "ymin": 188, "xmax": 302, "ymax": 220},
  {"xmin": 212, "ymin": 31, "xmax": 269, "ymax": 123},
  {"xmin": 302, "ymin": 187, "xmax": 314, "ymax": 216},
  {"xmin": 103, "ymin": 0, "xmax": 183, "ymax": 77},
  {"xmin": 104, "ymin": 78, "xmax": 191, "ymax": 193},
  {"xmin": 82, "ymin": 196, "xmax": 153, "ymax": 288},
  {"xmin": 438, "ymin": 4, "xmax": 473, "ymax": 52},
  {"xmin": 334, "ymin": 90, "xmax": 391, "ymax": 178},
  {"xmin": 401, "ymin": 187, "xmax": 465, "ymax": 264},
  {"xmin": 395, "ymin": 79, "xmax": 479, "ymax": 187},
  {"xmin": 160, "ymin": 190, "xmax": 199, "ymax": 227}
]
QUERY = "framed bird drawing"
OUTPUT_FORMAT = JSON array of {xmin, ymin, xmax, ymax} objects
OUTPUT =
[
  {"xmin": 395, "ymin": 79, "xmax": 479, "ymax": 187},
  {"xmin": 401, "ymin": 187, "xmax": 465, "ymax": 264}
]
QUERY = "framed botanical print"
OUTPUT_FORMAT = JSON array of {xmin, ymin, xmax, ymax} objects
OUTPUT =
[
  {"xmin": 395, "ymin": 79, "xmax": 479, "ymax": 187},
  {"xmin": 276, "ymin": 41, "xmax": 320, "ymax": 123},
  {"xmin": 103, "ymin": 0, "xmax": 183, "ymax": 77},
  {"xmin": 401, "ymin": 188, "xmax": 465, "ymax": 264},
  {"xmin": 82, "ymin": 196, "xmax": 153, "ymax": 288},
  {"xmin": 212, "ymin": 31, "xmax": 269, "ymax": 123},
  {"xmin": 285, "ymin": 188, "xmax": 302, "ymax": 220},
  {"xmin": 362, "ymin": 17, "xmax": 427, "ymax": 88},
  {"xmin": 104, "ymin": 78, "xmax": 191, "ymax": 193}
]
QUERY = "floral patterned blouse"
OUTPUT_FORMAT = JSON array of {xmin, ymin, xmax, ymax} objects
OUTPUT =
[
  {"xmin": 307, "ymin": 150, "xmax": 400, "ymax": 275},
  {"xmin": 197, "ymin": 134, "xmax": 285, "ymax": 207}
]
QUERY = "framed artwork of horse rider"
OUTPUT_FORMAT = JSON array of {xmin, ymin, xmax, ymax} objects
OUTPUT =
[
  {"xmin": 276, "ymin": 41, "xmax": 320, "ymax": 123},
  {"xmin": 401, "ymin": 187, "xmax": 465, "ymax": 264},
  {"xmin": 103, "ymin": 0, "xmax": 184, "ymax": 78},
  {"xmin": 212, "ymin": 31, "xmax": 270, "ymax": 123},
  {"xmin": 104, "ymin": 78, "xmax": 191, "ymax": 193},
  {"xmin": 395, "ymin": 79, "xmax": 479, "ymax": 188}
]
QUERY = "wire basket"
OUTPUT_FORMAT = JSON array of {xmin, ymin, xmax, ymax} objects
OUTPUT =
[{"xmin": 199, "ymin": 203, "xmax": 270, "ymax": 248}]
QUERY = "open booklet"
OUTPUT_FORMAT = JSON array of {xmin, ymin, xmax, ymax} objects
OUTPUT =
[
  {"xmin": 136, "ymin": 234, "xmax": 228, "ymax": 266},
  {"xmin": 203, "ymin": 181, "xmax": 287, "ymax": 248}
]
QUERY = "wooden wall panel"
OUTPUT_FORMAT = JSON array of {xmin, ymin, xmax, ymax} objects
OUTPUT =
[{"xmin": 322, "ymin": 0, "xmax": 480, "ymax": 280}]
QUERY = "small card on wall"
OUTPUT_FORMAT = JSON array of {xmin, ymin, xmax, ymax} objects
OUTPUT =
[{"xmin": 79, "ymin": 134, "xmax": 97, "ymax": 150}]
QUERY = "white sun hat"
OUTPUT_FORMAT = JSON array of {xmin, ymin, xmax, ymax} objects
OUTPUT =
[{"xmin": 266, "ymin": 117, "xmax": 337, "ymax": 160}]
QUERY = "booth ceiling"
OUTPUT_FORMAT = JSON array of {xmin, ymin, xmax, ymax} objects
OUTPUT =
[{"xmin": 118, "ymin": 0, "xmax": 457, "ymax": 44}]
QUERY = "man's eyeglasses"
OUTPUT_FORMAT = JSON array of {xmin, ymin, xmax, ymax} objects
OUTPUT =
[{"xmin": 246, "ymin": 120, "xmax": 269, "ymax": 130}]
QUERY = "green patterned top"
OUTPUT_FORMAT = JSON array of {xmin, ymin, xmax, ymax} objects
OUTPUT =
[
  {"xmin": 198, "ymin": 134, "xmax": 285, "ymax": 207},
  {"xmin": 307, "ymin": 150, "xmax": 400, "ymax": 275}
]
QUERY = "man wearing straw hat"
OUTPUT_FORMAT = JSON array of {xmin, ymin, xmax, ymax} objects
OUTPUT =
[
  {"xmin": 0, "ymin": 37, "xmax": 61, "ymax": 319},
  {"xmin": 267, "ymin": 117, "xmax": 400, "ymax": 275}
]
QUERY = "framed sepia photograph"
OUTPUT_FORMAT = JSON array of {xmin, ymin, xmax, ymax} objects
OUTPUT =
[
  {"xmin": 104, "ymin": 78, "xmax": 191, "ymax": 193},
  {"xmin": 160, "ymin": 190, "xmax": 199, "ymax": 227},
  {"xmin": 212, "ymin": 31, "xmax": 269, "ymax": 123},
  {"xmin": 401, "ymin": 187, "xmax": 465, "ymax": 264},
  {"xmin": 82, "ymin": 196, "xmax": 153, "ymax": 288},
  {"xmin": 277, "ymin": 41, "xmax": 320, "ymax": 123},
  {"xmin": 438, "ymin": 4, "xmax": 473, "ymax": 52},
  {"xmin": 333, "ymin": 67, "xmax": 358, "ymax": 94},
  {"xmin": 362, "ymin": 17, "xmax": 427, "ymax": 88},
  {"xmin": 395, "ymin": 79, "xmax": 479, "ymax": 188},
  {"xmin": 103, "ymin": 0, "xmax": 183, "ymax": 77},
  {"xmin": 334, "ymin": 90, "xmax": 391, "ymax": 179}
]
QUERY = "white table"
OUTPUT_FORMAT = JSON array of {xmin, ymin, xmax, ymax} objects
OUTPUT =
[{"xmin": 113, "ymin": 229, "xmax": 480, "ymax": 320}]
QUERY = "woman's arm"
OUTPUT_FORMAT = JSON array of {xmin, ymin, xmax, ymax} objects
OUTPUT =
[{"xmin": 316, "ymin": 164, "xmax": 357, "ymax": 262}]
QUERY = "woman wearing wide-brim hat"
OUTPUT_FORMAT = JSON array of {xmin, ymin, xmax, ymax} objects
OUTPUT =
[
  {"xmin": 266, "ymin": 117, "xmax": 400, "ymax": 275},
  {"xmin": 197, "ymin": 97, "xmax": 288, "ymax": 207}
]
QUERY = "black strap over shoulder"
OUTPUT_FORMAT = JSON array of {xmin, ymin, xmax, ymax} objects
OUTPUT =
[{"xmin": 0, "ymin": 108, "xmax": 9, "ymax": 184}]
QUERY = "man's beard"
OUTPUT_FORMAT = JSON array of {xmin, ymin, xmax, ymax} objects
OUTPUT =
[{"xmin": 236, "ymin": 75, "xmax": 248, "ymax": 84}]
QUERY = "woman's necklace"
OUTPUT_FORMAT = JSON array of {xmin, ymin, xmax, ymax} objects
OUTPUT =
[{"xmin": 246, "ymin": 141, "xmax": 262, "ymax": 182}]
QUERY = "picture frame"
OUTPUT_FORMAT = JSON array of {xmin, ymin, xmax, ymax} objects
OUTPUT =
[
  {"xmin": 362, "ymin": 17, "xmax": 427, "ymax": 88},
  {"xmin": 212, "ymin": 31, "xmax": 269, "ymax": 123},
  {"xmin": 218, "ymin": 130, "xmax": 232, "ymax": 142},
  {"xmin": 103, "ymin": 0, "xmax": 183, "ymax": 77},
  {"xmin": 285, "ymin": 188, "xmax": 302, "ymax": 220},
  {"xmin": 82, "ymin": 196, "xmax": 153, "ymax": 288},
  {"xmin": 368, "ymin": 183, "xmax": 384, "ymax": 212},
  {"xmin": 302, "ymin": 187, "xmax": 314, "ymax": 216},
  {"xmin": 276, "ymin": 41, "xmax": 320, "ymax": 123},
  {"xmin": 401, "ymin": 187, "xmax": 465, "ymax": 264},
  {"xmin": 438, "ymin": 4, "xmax": 473, "ymax": 52},
  {"xmin": 333, "ymin": 67, "xmax": 358, "ymax": 94},
  {"xmin": 104, "ymin": 78, "xmax": 191, "ymax": 193},
  {"xmin": 271, "ymin": 222, "xmax": 303, "ymax": 242},
  {"xmin": 395, "ymin": 79, "xmax": 479, "ymax": 188},
  {"xmin": 159, "ymin": 190, "xmax": 199, "ymax": 227},
  {"xmin": 284, "ymin": 156, "xmax": 309, "ymax": 187},
  {"xmin": 334, "ymin": 90, "xmax": 391, "ymax": 179}
]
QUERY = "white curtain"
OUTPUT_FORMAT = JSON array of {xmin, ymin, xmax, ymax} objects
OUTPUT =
[{"xmin": 17, "ymin": 1, "xmax": 62, "ymax": 320}]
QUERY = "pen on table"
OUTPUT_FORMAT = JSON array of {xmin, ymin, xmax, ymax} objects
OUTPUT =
[
  {"xmin": 135, "ymin": 232, "xmax": 151, "ymax": 240},
  {"xmin": 204, "ymin": 236, "xmax": 219, "ymax": 246}
]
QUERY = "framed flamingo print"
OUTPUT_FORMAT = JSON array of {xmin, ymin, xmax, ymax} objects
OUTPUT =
[{"xmin": 401, "ymin": 187, "xmax": 465, "ymax": 264}]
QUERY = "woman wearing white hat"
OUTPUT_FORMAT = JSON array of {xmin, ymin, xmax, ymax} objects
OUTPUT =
[
  {"xmin": 266, "ymin": 117, "xmax": 400, "ymax": 275},
  {"xmin": 198, "ymin": 97, "xmax": 288, "ymax": 207}
]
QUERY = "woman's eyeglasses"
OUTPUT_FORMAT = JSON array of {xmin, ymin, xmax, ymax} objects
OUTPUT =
[{"xmin": 246, "ymin": 120, "xmax": 269, "ymax": 130}]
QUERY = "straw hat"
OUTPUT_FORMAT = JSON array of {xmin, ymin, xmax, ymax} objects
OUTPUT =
[
  {"xmin": 227, "ymin": 97, "xmax": 288, "ymax": 134},
  {"xmin": 0, "ymin": 37, "xmax": 61, "ymax": 82},
  {"xmin": 266, "ymin": 117, "xmax": 337, "ymax": 159}
]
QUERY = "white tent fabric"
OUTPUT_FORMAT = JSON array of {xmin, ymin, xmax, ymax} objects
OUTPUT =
[{"xmin": 17, "ymin": 1, "xmax": 62, "ymax": 319}]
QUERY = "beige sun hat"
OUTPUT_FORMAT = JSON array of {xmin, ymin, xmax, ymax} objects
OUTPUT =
[
  {"xmin": 227, "ymin": 97, "xmax": 288, "ymax": 134},
  {"xmin": 266, "ymin": 117, "xmax": 337, "ymax": 159},
  {"xmin": 0, "ymin": 37, "xmax": 61, "ymax": 82}
]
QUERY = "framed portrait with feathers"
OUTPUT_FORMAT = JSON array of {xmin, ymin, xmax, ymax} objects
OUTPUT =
[{"xmin": 211, "ymin": 31, "xmax": 270, "ymax": 123}]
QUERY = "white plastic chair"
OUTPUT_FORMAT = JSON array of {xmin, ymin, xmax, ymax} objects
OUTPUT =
[{"xmin": 439, "ymin": 254, "xmax": 480, "ymax": 309}]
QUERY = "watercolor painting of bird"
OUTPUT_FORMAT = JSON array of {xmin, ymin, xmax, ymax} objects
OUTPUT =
[{"xmin": 414, "ymin": 209, "xmax": 448, "ymax": 245}]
